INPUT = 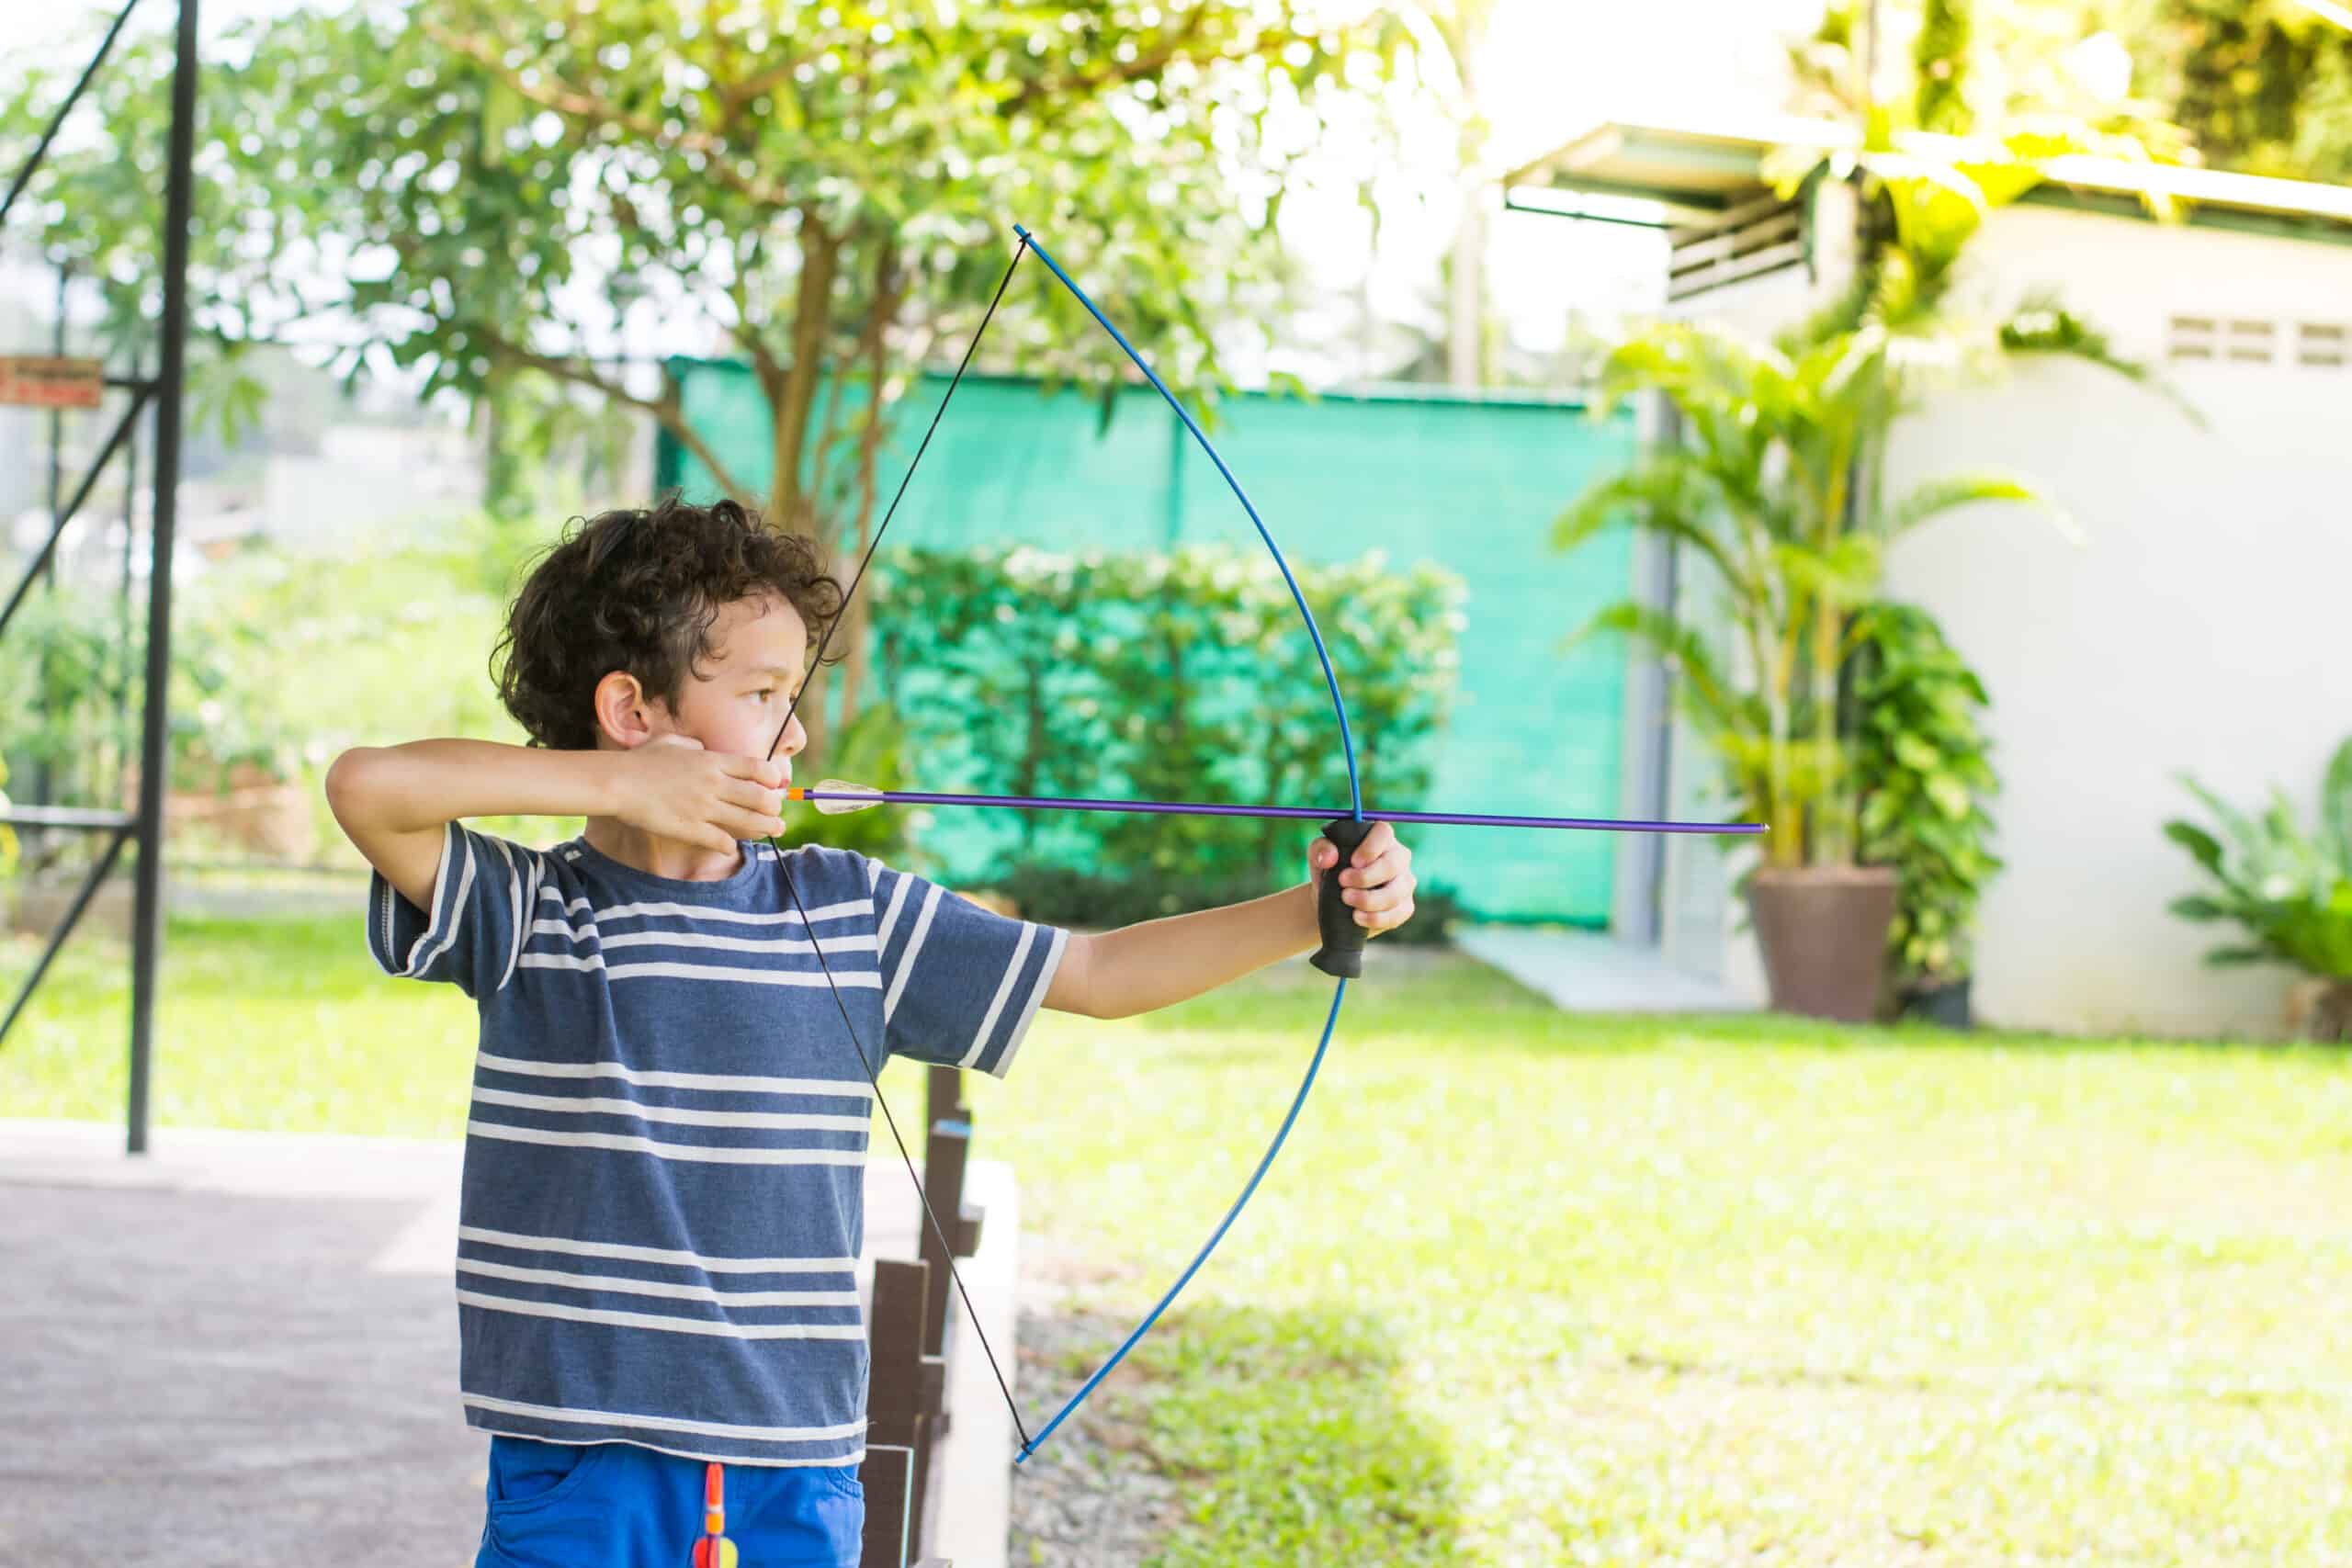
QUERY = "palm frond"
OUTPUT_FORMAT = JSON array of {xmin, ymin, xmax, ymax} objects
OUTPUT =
[
  {"xmin": 1999, "ymin": 295, "xmax": 2208, "ymax": 430},
  {"xmin": 1883, "ymin": 472, "xmax": 2081, "ymax": 545},
  {"xmin": 1552, "ymin": 459, "xmax": 1745, "ymax": 589},
  {"xmin": 1569, "ymin": 599, "xmax": 1754, "ymax": 739}
]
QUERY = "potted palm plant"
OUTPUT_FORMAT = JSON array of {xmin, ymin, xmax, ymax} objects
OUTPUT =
[
  {"xmin": 1551, "ymin": 46, "xmax": 2197, "ymax": 1021},
  {"xmin": 1555, "ymin": 312, "xmax": 2058, "ymax": 1020}
]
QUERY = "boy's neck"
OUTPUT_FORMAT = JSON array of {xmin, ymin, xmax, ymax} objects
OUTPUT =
[{"xmin": 581, "ymin": 816, "xmax": 749, "ymax": 883}]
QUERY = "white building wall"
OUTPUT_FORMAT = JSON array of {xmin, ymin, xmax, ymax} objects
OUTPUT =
[{"xmin": 1875, "ymin": 203, "xmax": 2352, "ymax": 1036}]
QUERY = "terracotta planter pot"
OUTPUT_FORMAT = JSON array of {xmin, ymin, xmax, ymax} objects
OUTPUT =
[{"xmin": 1747, "ymin": 865, "xmax": 1900, "ymax": 1023}]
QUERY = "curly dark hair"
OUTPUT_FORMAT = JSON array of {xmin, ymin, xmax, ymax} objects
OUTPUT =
[{"xmin": 492, "ymin": 495, "xmax": 844, "ymax": 751}]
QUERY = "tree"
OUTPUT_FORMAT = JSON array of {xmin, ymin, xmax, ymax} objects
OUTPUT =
[
  {"xmin": 4, "ymin": 0, "xmax": 1438, "ymax": 739},
  {"xmin": 2109, "ymin": 0, "xmax": 2352, "ymax": 182}
]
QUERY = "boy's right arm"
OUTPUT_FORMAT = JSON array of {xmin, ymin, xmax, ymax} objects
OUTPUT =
[
  {"xmin": 325, "ymin": 740, "xmax": 624, "ymax": 912},
  {"xmin": 324, "ymin": 739, "xmax": 788, "ymax": 911}
]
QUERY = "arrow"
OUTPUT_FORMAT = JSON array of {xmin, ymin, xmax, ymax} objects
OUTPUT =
[{"xmin": 785, "ymin": 779, "xmax": 1763, "ymax": 836}]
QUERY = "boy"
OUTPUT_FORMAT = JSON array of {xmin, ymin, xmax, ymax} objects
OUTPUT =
[{"xmin": 325, "ymin": 496, "xmax": 1417, "ymax": 1566}]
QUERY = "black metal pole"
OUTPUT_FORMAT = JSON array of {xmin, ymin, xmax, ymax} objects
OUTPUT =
[
  {"xmin": 119, "ymin": 356, "xmax": 141, "ymax": 806},
  {"xmin": 129, "ymin": 0, "xmax": 198, "ymax": 1156},
  {"xmin": 47, "ymin": 266, "xmax": 66, "ymax": 575},
  {"xmin": 34, "ymin": 265, "xmax": 69, "ymax": 865}
]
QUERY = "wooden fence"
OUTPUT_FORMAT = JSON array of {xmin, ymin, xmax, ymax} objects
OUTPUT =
[{"xmin": 858, "ymin": 1064, "xmax": 989, "ymax": 1568}]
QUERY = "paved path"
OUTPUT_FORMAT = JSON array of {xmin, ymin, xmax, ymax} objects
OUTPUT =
[
  {"xmin": 1455, "ymin": 924, "xmax": 1753, "ymax": 1012},
  {"xmin": 0, "ymin": 1120, "xmax": 1015, "ymax": 1568}
]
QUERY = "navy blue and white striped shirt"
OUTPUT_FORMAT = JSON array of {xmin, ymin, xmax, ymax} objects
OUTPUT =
[{"xmin": 367, "ymin": 825, "xmax": 1066, "ymax": 1467}]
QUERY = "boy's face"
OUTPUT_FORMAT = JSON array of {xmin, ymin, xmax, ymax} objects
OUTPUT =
[{"xmin": 653, "ymin": 592, "xmax": 810, "ymax": 770}]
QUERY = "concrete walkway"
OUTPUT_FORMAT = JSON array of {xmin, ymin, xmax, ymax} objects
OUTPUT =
[
  {"xmin": 1455, "ymin": 925, "xmax": 1753, "ymax": 1013},
  {"xmin": 0, "ymin": 1119, "xmax": 1015, "ymax": 1568}
]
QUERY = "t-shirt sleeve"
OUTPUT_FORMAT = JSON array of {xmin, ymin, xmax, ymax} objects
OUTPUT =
[
  {"xmin": 365, "ymin": 823, "xmax": 537, "ymax": 999},
  {"xmin": 865, "ymin": 857, "xmax": 1068, "ymax": 1078}
]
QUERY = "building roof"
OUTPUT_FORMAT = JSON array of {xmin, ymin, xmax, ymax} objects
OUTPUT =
[{"xmin": 1505, "ymin": 114, "xmax": 2352, "ymax": 237}]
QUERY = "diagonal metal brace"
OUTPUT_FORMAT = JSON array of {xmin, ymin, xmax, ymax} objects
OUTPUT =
[{"xmin": 0, "ymin": 384, "xmax": 153, "ymax": 642}]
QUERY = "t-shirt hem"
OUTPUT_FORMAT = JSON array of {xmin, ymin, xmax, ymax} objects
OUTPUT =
[
  {"xmin": 367, "ymin": 820, "xmax": 468, "ymax": 979},
  {"xmin": 467, "ymin": 1415, "xmax": 866, "ymax": 1470},
  {"xmin": 982, "ymin": 924, "xmax": 1068, "ymax": 1079}
]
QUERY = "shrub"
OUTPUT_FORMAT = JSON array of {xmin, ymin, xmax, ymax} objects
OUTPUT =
[
  {"xmin": 870, "ymin": 545, "xmax": 1463, "ymax": 900},
  {"xmin": 2165, "ymin": 736, "xmax": 2352, "ymax": 984}
]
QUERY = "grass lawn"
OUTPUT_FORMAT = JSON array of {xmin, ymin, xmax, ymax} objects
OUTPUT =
[{"xmin": 6, "ymin": 911, "xmax": 2350, "ymax": 1564}]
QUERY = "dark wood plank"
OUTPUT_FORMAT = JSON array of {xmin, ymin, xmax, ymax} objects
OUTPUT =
[
  {"xmin": 859, "ymin": 1443, "xmax": 914, "ymax": 1568},
  {"xmin": 925, "ymin": 1064, "xmax": 967, "ymax": 1129},
  {"xmin": 918, "ymin": 1120, "xmax": 973, "ymax": 1357},
  {"xmin": 866, "ymin": 1258, "xmax": 929, "ymax": 1449}
]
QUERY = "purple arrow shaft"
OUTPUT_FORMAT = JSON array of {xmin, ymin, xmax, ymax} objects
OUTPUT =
[{"xmin": 801, "ymin": 786, "xmax": 1760, "ymax": 836}]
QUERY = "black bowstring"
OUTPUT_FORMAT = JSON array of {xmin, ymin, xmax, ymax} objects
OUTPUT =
[
  {"xmin": 772, "ymin": 866, "xmax": 1032, "ymax": 1454},
  {"xmin": 759, "ymin": 236, "xmax": 1037, "ymax": 1452}
]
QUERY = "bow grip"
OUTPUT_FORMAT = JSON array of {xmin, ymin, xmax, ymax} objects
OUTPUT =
[{"xmin": 1310, "ymin": 816, "xmax": 1375, "ymax": 978}]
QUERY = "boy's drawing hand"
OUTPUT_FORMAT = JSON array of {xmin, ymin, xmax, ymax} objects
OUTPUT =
[
  {"xmin": 1309, "ymin": 820, "xmax": 1417, "ymax": 937},
  {"xmin": 616, "ymin": 736, "xmax": 790, "ymax": 853}
]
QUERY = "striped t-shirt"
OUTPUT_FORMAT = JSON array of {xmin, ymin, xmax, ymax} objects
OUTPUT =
[{"xmin": 366, "ymin": 824, "xmax": 1067, "ymax": 1467}]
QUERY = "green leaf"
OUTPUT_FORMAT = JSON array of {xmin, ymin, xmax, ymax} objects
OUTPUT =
[
  {"xmin": 2162, "ymin": 819, "xmax": 2225, "ymax": 875},
  {"xmin": 1883, "ymin": 472, "xmax": 2081, "ymax": 546},
  {"xmin": 2324, "ymin": 736, "xmax": 2352, "ymax": 872}
]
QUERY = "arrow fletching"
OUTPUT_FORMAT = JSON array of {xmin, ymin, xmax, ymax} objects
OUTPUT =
[{"xmin": 789, "ymin": 779, "xmax": 885, "ymax": 816}]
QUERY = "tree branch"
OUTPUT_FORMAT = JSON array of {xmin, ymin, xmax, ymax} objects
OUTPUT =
[{"xmin": 474, "ymin": 324, "xmax": 752, "ymax": 503}]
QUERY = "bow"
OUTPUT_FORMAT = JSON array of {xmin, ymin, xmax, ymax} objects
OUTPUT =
[
  {"xmin": 755, "ymin": 220, "xmax": 1372, "ymax": 1462},
  {"xmin": 755, "ymin": 222, "xmax": 1754, "ymax": 1463}
]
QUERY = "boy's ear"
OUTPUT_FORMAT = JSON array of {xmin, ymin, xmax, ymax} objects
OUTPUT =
[{"xmin": 592, "ymin": 670, "xmax": 664, "ymax": 750}]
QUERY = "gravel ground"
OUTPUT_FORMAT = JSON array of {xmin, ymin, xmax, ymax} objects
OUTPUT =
[{"xmin": 1003, "ymin": 1240, "xmax": 1184, "ymax": 1568}]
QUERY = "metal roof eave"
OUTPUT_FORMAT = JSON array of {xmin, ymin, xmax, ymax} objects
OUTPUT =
[{"xmin": 1507, "ymin": 116, "xmax": 2352, "ymax": 237}]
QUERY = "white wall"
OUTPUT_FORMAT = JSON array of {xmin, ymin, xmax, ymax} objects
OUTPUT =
[{"xmin": 1876, "ymin": 204, "xmax": 2352, "ymax": 1037}]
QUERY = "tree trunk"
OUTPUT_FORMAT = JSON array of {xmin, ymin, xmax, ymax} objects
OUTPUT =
[
  {"xmin": 835, "ymin": 238, "xmax": 902, "ymax": 739},
  {"xmin": 1444, "ymin": 8, "xmax": 1488, "ymax": 389},
  {"xmin": 796, "ymin": 661, "xmax": 831, "ymax": 770},
  {"xmin": 838, "ymin": 590, "xmax": 871, "ymax": 742},
  {"xmin": 768, "ymin": 212, "xmax": 841, "ymax": 533}
]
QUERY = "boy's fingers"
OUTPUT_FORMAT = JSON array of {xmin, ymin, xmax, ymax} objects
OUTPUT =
[
  {"xmin": 717, "ymin": 804, "xmax": 787, "ymax": 840},
  {"xmin": 718, "ymin": 779, "xmax": 785, "ymax": 816},
  {"xmin": 717, "ymin": 754, "xmax": 784, "ymax": 785}
]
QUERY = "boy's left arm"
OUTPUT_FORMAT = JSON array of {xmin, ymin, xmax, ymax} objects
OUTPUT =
[{"xmin": 1045, "ymin": 824, "xmax": 1417, "ymax": 1019}]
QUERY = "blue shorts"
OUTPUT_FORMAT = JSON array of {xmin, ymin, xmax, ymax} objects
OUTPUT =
[{"xmin": 475, "ymin": 1436, "xmax": 864, "ymax": 1568}]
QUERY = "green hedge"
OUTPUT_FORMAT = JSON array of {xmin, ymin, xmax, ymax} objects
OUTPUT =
[{"xmin": 868, "ymin": 545, "xmax": 1463, "ymax": 911}]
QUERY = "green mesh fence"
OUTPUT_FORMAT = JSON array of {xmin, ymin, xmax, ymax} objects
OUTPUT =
[{"xmin": 658, "ymin": 360, "xmax": 1637, "ymax": 926}]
